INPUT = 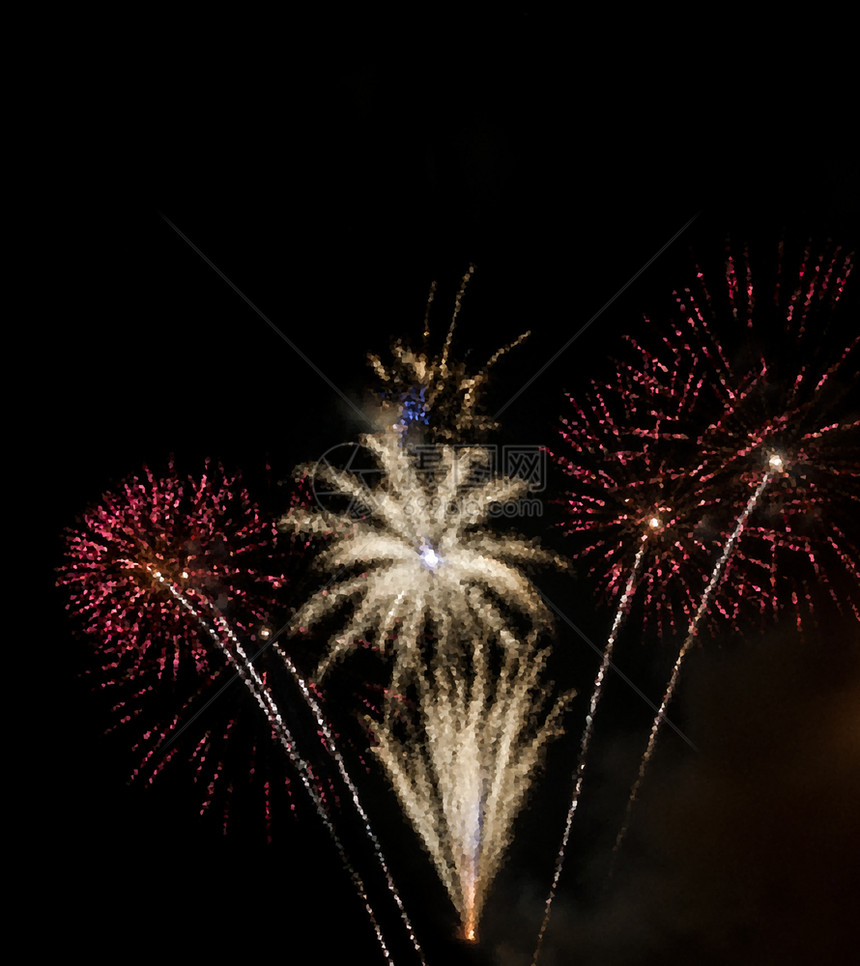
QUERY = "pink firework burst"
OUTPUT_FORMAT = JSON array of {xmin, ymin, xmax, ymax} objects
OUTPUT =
[
  {"xmin": 679, "ymin": 239, "xmax": 860, "ymax": 628},
  {"xmin": 60, "ymin": 461, "xmax": 285, "ymax": 667},
  {"xmin": 557, "ymin": 238, "xmax": 859, "ymax": 637},
  {"xmin": 552, "ymin": 324, "xmax": 740, "ymax": 638},
  {"xmin": 60, "ymin": 465, "xmax": 427, "ymax": 958},
  {"xmin": 605, "ymin": 240, "xmax": 858, "ymax": 863},
  {"xmin": 58, "ymin": 461, "xmax": 330, "ymax": 834},
  {"xmin": 542, "ymin": 238, "xmax": 858, "ymax": 935}
]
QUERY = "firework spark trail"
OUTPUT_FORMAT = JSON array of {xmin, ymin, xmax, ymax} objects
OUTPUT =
[
  {"xmin": 371, "ymin": 617, "xmax": 572, "ymax": 943},
  {"xmin": 147, "ymin": 585, "xmax": 398, "ymax": 963},
  {"xmin": 532, "ymin": 544, "xmax": 646, "ymax": 965},
  {"xmin": 59, "ymin": 466, "xmax": 399, "ymax": 962},
  {"xmin": 611, "ymin": 466, "xmax": 777, "ymax": 863},
  {"xmin": 274, "ymin": 644, "xmax": 427, "ymax": 965},
  {"xmin": 158, "ymin": 575, "xmax": 396, "ymax": 965}
]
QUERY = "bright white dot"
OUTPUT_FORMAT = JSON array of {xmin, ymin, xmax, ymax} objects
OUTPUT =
[
  {"xmin": 769, "ymin": 453, "xmax": 784, "ymax": 470},
  {"xmin": 419, "ymin": 543, "xmax": 441, "ymax": 570},
  {"xmin": 648, "ymin": 516, "xmax": 661, "ymax": 529}
]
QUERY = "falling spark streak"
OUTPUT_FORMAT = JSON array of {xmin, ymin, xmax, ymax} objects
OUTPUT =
[
  {"xmin": 155, "ymin": 572, "xmax": 396, "ymax": 964},
  {"xmin": 273, "ymin": 643, "xmax": 427, "ymax": 965},
  {"xmin": 532, "ymin": 544, "xmax": 647, "ymax": 965},
  {"xmin": 612, "ymin": 468, "xmax": 776, "ymax": 861}
]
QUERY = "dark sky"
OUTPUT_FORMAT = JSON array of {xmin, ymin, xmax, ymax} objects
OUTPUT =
[{"xmin": 42, "ymin": 18, "xmax": 858, "ymax": 965}]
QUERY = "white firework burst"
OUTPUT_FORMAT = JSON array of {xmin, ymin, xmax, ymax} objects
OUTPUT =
[{"xmin": 279, "ymin": 430, "xmax": 559, "ymax": 692}]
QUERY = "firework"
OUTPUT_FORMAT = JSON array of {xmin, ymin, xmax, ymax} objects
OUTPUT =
[
  {"xmin": 536, "ymin": 240, "xmax": 858, "ymax": 957},
  {"xmin": 371, "ymin": 615, "xmax": 571, "ymax": 943},
  {"xmin": 284, "ymin": 275, "xmax": 562, "ymax": 946},
  {"xmin": 553, "ymin": 238, "xmax": 857, "ymax": 636},
  {"xmin": 552, "ymin": 319, "xmax": 746, "ymax": 637},
  {"xmin": 611, "ymin": 466, "xmax": 778, "ymax": 863},
  {"xmin": 59, "ymin": 463, "xmax": 418, "ymax": 963},
  {"xmin": 154, "ymin": 575, "xmax": 398, "ymax": 961},
  {"xmin": 688, "ymin": 241, "xmax": 859, "ymax": 627},
  {"xmin": 272, "ymin": 640, "xmax": 428, "ymax": 964},
  {"xmin": 58, "ymin": 461, "xmax": 295, "ymax": 819},
  {"xmin": 531, "ymin": 545, "xmax": 645, "ymax": 965},
  {"xmin": 535, "ymin": 325, "xmax": 735, "ymax": 960},
  {"xmin": 59, "ymin": 461, "xmax": 285, "ymax": 660},
  {"xmin": 367, "ymin": 265, "xmax": 530, "ymax": 442},
  {"xmin": 281, "ymin": 429, "xmax": 560, "ymax": 695},
  {"xmin": 606, "ymin": 241, "xmax": 859, "ymax": 863}
]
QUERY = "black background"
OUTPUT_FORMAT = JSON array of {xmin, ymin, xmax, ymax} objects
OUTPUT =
[{"xmin": 40, "ymin": 15, "xmax": 858, "ymax": 965}]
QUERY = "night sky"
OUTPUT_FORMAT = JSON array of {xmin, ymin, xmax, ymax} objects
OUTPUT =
[{"xmin": 42, "ymin": 18, "xmax": 858, "ymax": 965}]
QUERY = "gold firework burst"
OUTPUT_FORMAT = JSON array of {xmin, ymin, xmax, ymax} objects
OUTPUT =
[{"xmin": 280, "ymin": 430, "xmax": 560, "ymax": 692}]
